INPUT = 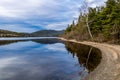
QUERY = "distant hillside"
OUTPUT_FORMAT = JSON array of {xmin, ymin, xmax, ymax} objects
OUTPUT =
[
  {"xmin": 0, "ymin": 29, "xmax": 64, "ymax": 37},
  {"xmin": 30, "ymin": 30, "xmax": 64, "ymax": 37},
  {"xmin": 0, "ymin": 29, "xmax": 30, "ymax": 37}
]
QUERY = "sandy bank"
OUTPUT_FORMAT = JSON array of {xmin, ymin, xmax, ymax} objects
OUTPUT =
[{"xmin": 59, "ymin": 37, "xmax": 120, "ymax": 80}]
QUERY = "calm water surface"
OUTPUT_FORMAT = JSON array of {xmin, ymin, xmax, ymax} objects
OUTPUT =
[{"xmin": 0, "ymin": 38, "xmax": 102, "ymax": 80}]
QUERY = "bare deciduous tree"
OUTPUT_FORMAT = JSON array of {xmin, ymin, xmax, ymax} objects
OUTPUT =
[{"xmin": 79, "ymin": 0, "xmax": 94, "ymax": 40}]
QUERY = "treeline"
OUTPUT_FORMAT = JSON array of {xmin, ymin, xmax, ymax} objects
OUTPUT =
[
  {"xmin": 31, "ymin": 30, "xmax": 64, "ymax": 37},
  {"xmin": 0, "ymin": 29, "xmax": 64, "ymax": 37},
  {"xmin": 64, "ymin": 0, "xmax": 120, "ymax": 43},
  {"xmin": 0, "ymin": 29, "xmax": 30, "ymax": 37}
]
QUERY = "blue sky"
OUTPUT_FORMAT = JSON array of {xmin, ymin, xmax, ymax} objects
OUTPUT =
[{"xmin": 0, "ymin": 0, "xmax": 106, "ymax": 33}]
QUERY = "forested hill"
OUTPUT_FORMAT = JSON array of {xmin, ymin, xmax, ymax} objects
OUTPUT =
[
  {"xmin": 30, "ymin": 30, "xmax": 64, "ymax": 37},
  {"xmin": 0, "ymin": 29, "xmax": 64, "ymax": 37},
  {"xmin": 63, "ymin": 0, "xmax": 120, "ymax": 43},
  {"xmin": 0, "ymin": 29, "xmax": 28, "ymax": 37}
]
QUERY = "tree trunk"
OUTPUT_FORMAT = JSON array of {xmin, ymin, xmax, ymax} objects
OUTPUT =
[{"xmin": 86, "ymin": 14, "xmax": 94, "ymax": 40}]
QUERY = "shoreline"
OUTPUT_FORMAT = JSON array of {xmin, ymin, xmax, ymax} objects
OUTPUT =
[
  {"xmin": 0, "ymin": 37, "xmax": 58, "ymax": 41},
  {"xmin": 58, "ymin": 37, "xmax": 120, "ymax": 80}
]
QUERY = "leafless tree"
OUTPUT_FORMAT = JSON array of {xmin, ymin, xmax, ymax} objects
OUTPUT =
[{"xmin": 79, "ymin": 0, "xmax": 94, "ymax": 40}]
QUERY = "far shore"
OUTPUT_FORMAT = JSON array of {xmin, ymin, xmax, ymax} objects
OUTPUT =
[
  {"xmin": 58, "ymin": 37, "xmax": 120, "ymax": 80},
  {"xmin": 0, "ymin": 37, "xmax": 58, "ymax": 41}
]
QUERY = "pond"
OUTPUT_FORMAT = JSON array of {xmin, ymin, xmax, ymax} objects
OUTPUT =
[{"xmin": 0, "ymin": 38, "xmax": 102, "ymax": 80}]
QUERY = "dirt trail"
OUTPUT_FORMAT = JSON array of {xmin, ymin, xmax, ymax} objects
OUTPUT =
[{"xmin": 59, "ymin": 38, "xmax": 120, "ymax": 80}]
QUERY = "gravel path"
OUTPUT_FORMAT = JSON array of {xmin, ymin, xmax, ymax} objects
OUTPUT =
[{"xmin": 59, "ymin": 38, "xmax": 120, "ymax": 80}]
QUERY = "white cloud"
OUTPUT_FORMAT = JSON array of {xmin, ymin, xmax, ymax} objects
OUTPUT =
[
  {"xmin": 0, "ymin": 57, "xmax": 18, "ymax": 69},
  {"xmin": 45, "ymin": 43, "xmax": 66, "ymax": 52},
  {"xmin": 44, "ymin": 21, "xmax": 72, "ymax": 30},
  {"xmin": 0, "ymin": 24, "xmax": 38, "ymax": 32},
  {"xmin": 0, "ymin": 0, "xmax": 107, "ymax": 32},
  {"xmin": 0, "ymin": 0, "xmax": 80, "ymax": 19},
  {"xmin": 86, "ymin": 0, "xmax": 107, "ymax": 7},
  {"xmin": 0, "ymin": 41, "xmax": 38, "ymax": 50}
]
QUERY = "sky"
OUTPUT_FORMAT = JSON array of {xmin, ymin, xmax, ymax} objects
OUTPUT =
[{"xmin": 0, "ymin": 0, "xmax": 107, "ymax": 33}]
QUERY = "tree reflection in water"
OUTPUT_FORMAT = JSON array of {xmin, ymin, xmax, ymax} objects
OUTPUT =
[
  {"xmin": 0, "ymin": 38, "xmax": 63, "ymax": 46},
  {"xmin": 0, "ymin": 40, "xmax": 22, "ymax": 46},
  {"xmin": 64, "ymin": 41, "xmax": 102, "ymax": 73}
]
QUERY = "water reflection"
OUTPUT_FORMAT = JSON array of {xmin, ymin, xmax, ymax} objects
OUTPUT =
[
  {"xmin": 32, "ymin": 38, "xmax": 63, "ymax": 44},
  {"xmin": 0, "ymin": 38, "xmax": 63, "ymax": 46},
  {"xmin": 0, "ymin": 40, "xmax": 22, "ymax": 46},
  {"xmin": 0, "ymin": 38, "xmax": 102, "ymax": 80},
  {"xmin": 64, "ymin": 41, "xmax": 102, "ymax": 73}
]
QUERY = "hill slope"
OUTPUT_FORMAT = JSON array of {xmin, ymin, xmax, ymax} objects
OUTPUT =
[
  {"xmin": 30, "ymin": 30, "xmax": 64, "ymax": 37},
  {"xmin": 0, "ymin": 29, "xmax": 64, "ymax": 37},
  {"xmin": 0, "ymin": 29, "xmax": 24, "ymax": 37}
]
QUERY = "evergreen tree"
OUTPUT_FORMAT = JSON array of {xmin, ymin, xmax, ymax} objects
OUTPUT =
[{"xmin": 64, "ymin": 0, "xmax": 120, "ymax": 43}]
